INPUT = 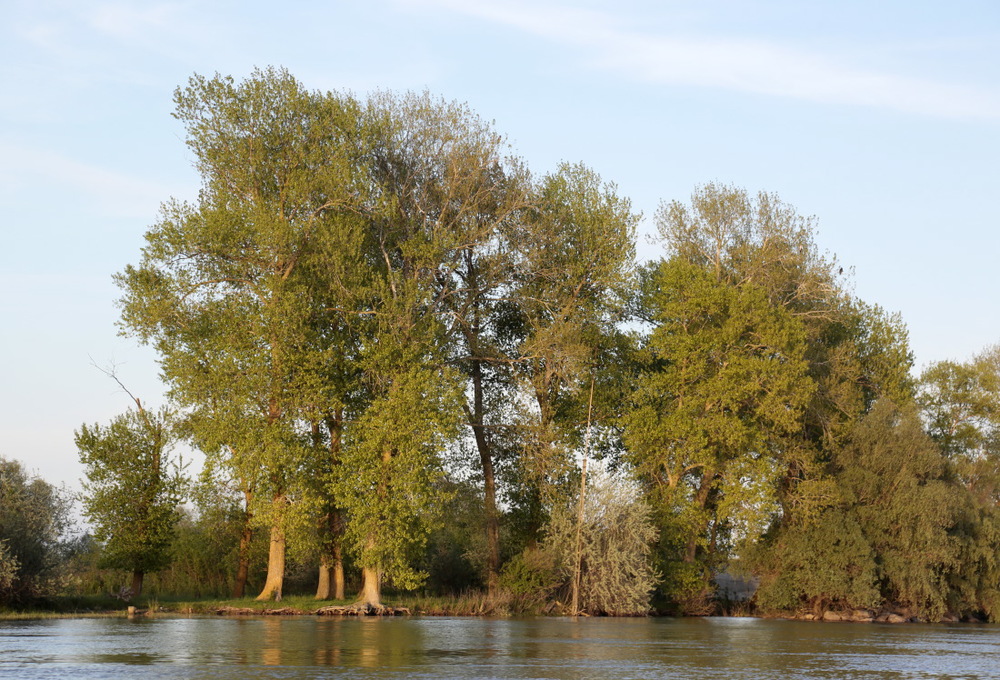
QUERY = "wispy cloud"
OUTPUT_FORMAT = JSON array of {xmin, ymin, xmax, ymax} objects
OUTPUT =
[
  {"xmin": 8, "ymin": 0, "xmax": 220, "ymax": 84},
  {"xmin": 0, "ymin": 141, "xmax": 187, "ymax": 219},
  {"xmin": 87, "ymin": 1, "xmax": 183, "ymax": 39},
  {"xmin": 409, "ymin": 0, "xmax": 1000, "ymax": 120}
]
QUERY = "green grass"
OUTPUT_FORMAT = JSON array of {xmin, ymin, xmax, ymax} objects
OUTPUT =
[{"xmin": 160, "ymin": 595, "xmax": 353, "ymax": 615}]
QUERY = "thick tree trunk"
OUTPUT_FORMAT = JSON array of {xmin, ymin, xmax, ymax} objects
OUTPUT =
[
  {"xmin": 328, "ymin": 511, "xmax": 345, "ymax": 600},
  {"xmin": 130, "ymin": 569, "xmax": 144, "ymax": 598},
  {"xmin": 356, "ymin": 565, "xmax": 382, "ymax": 607},
  {"xmin": 332, "ymin": 554, "xmax": 345, "ymax": 600},
  {"xmin": 355, "ymin": 447, "xmax": 384, "ymax": 611},
  {"xmin": 256, "ymin": 499, "xmax": 286, "ymax": 601},
  {"xmin": 316, "ymin": 559, "xmax": 332, "ymax": 600},
  {"xmin": 258, "ymin": 395, "xmax": 287, "ymax": 602}
]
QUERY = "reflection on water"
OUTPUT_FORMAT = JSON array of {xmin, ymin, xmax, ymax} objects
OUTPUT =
[{"xmin": 2, "ymin": 615, "xmax": 1000, "ymax": 679}]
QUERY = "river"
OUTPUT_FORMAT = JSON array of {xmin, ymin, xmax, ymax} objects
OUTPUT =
[{"xmin": 3, "ymin": 615, "xmax": 999, "ymax": 679}]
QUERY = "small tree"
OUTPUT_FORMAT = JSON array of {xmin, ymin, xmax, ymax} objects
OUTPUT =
[
  {"xmin": 544, "ymin": 467, "xmax": 659, "ymax": 616},
  {"xmin": 0, "ymin": 458, "xmax": 72, "ymax": 605},
  {"xmin": 76, "ymin": 405, "xmax": 185, "ymax": 598}
]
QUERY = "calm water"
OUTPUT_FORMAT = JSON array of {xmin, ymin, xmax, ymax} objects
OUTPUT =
[{"xmin": 2, "ymin": 615, "xmax": 999, "ymax": 679}]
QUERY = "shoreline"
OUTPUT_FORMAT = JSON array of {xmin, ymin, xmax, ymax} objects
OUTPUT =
[{"xmin": 1, "ymin": 602, "xmax": 985, "ymax": 624}]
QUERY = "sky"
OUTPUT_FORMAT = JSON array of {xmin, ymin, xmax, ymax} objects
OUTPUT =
[{"xmin": 2, "ymin": 0, "xmax": 999, "ymax": 491}]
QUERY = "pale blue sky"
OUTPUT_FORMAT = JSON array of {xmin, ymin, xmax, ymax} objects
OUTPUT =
[{"xmin": 2, "ymin": 0, "xmax": 998, "ymax": 489}]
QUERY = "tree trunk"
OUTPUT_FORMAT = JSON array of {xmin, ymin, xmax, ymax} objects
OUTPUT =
[
  {"xmin": 684, "ymin": 469, "xmax": 715, "ymax": 563},
  {"xmin": 316, "ymin": 549, "xmax": 346, "ymax": 600},
  {"xmin": 233, "ymin": 527, "xmax": 252, "ymax": 598},
  {"xmin": 468, "ymin": 353, "xmax": 501, "ymax": 593},
  {"xmin": 356, "ymin": 565, "xmax": 381, "ymax": 607},
  {"xmin": 482, "ymin": 459, "xmax": 501, "ymax": 593},
  {"xmin": 316, "ymin": 558, "xmax": 332, "ymax": 600},
  {"xmin": 570, "ymin": 455, "xmax": 587, "ymax": 615},
  {"xmin": 570, "ymin": 378, "xmax": 595, "ymax": 616},
  {"xmin": 232, "ymin": 490, "xmax": 254, "ymax": 598},
  {"xmin": 458, "ymin": 270, "xmax": 503, "ymax": 594},
  {"xmin": 256, "ymin": 497, "xmax": 287, "ymax": 601},
  {"xmin": 130, "ymin": 569, "xmax": 144, "ymax": 598},
  {"xmin": 333, "ymin": 551, "xmax": 345, "ymax": 600},
  {"xmin": 321, "ymin": 414, "xmax": 346, "ymax": 601}
]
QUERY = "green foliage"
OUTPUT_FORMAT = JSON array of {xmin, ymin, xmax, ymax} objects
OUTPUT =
[
  {"xmin": 947, "ymin": 498, "xmax": 1000, "ymax": 621},
  {"xmin": 916, "ymin": 349, "xmax": 1000, "ymax": 620},
  {"xmin": 624, "ymin": 257, "xmax": 813, "ymax": 577},
  {"xmin": 656, "ymin": 183, "xmax": 842, "ymax": 317},
  {"xmin": 154, "ymin": 510, "xmax": 256, "ymax": 598},
  {"xmin": 509, "ymin": 164, "xmax": 639, "ymax": 496},
  {"xmin": 750, "ymin": 506, "xmax": 879, "ymax": 613},
  {"xmin": 837, "ymin": 400, "xmax": 957, "ymax": 619},
  {"xmin": 417, "ymin": 477, "xmax": 487, "ymax": 594},
  {"xmin": 629, "ymin": 184, "xmax": 932, "ymax": 616},
  {"xmin": 754, "ymin": 400, "xmax": 961, "ymax": 619},
  {"xmin": 76, "ymin": 408, "xmax": 186, "ymax": 579},
  {"xmin": 332, "ymin": 362, "xmax": 462, "ymax": 590},
  {"xmin": 496, "ymin": 546, "xmax": 560, "ymax": 611},
  {"xmin": 919, "ymin": 346, "xmax": 1000, "ymax": 499},
  {"xmin": 0, "ymin": 459, "xmax": 72, "ymax": 605}
]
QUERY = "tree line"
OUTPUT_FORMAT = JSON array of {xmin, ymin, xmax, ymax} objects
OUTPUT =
[{"xmin": 4, "ymin": 66, "xmax": 993, "ymax": 619}]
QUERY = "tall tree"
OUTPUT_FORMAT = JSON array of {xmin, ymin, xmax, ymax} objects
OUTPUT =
[
  {"xmin": 623, "ymin": 257, "xmax": 814, "ymax": 607},
  {"xmin": 837, "ymin": 400, "xmax": 958, "ymax": 619},
  {"xmin": 361, "ymin": 91, "xmax": 531, "ymax": 593},
  {"xmin": 505, "ymin": 163, "xmax": 639, "ymax": 543},
  {"xmin": 919, "ymin": 345, "xmax": 1000, "ymax": 619},
  {"xmin": 326, "ymin": 91, "xmax": 513, "ymax": 606},
  {"xmin": 633, "ymin": 184, "xmax": 915, "ymax": 609},
  {"xmin": 116, "ymin": 68, "xmax": 363, "ymax": 600},
  {"xmin": 920, "ymin": 345, "xmax": 1000, "ymax": 490}
]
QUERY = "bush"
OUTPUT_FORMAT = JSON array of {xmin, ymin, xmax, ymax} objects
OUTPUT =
[{"xmin": 543, "ymin": 468, "xmax": 659, "ymax": 615}]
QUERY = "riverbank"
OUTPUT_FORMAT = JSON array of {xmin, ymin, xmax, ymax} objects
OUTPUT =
[
  {"xmin": 2, "ymin": 593, "xmax": 987, "ymax": 624},
  {"xmin": 0, "ymin": 593, "xmax": 552, "ymax": 620}
]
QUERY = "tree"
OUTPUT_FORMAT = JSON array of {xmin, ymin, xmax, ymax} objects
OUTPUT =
[
  {"xmin": 837, "ymin": 400, "xmax": 958, "ymax": 619},
  {"xmin": 653, "ymin": 183, "xmax": 911, "ymax": 446},
  {"xmin": 504, "ymin": 163, "xmax": 639, "ymax": 545},
  {"xmin": 116, "ymin": 68, "xmax": 363, "ymax": 600},
  {"xmin": 639, "ymin": 184, "xmax": 916, "ymax": 611},
  {"xmin": 749, "ymin": 400, "xmax": 961, "ymax": 620},
  {"xmin": 543, "ymin": 467, "xmax": 659, "ymax": 615},
  {"xmin": 0, "ymin": 458, "xmax": 72, "ymax": 605},
  {"xmin": 623, "ymin": 257, "xmax": 814, "ymax": 608},
  {"xmin": 76, "ymin": 405, "xmax": 185, "ymax": 598},
  {"xmin": 919, "ymin": 346, "xmax": 1000, "ymax": 495},
  {"xmin": 750, "ymin": 504, "xmax": 879, "ymax": 615},
  {"xmin": 919, "ymin": 345, "xmax": 1000, "ymax": 619},
  {"xmin": 324, "ymin": 91, "xmax": 494, "ymax": 607}
]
